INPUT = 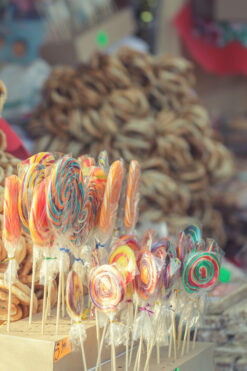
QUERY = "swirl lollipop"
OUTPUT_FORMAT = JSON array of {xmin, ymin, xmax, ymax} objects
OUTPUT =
[
  {"xmin": 124, "ymin": 160, "xmax": 141, "ymax": 232},
  {"xmin": 151, "ymin": 238, "xmax": 170, "ymax": 261},
  {"xmin": 19, "ymin": 152, "xmax": 55, "ymax": 173},
  {"xmin": 184, "ymin": 225, "xmax": 201, "ymax": 251},
  {"xmin": 182, "ymin": 251, "xmax": 220, "ymax": 294},
  {"xmin": 90, "ymin": 264, "xmax": 126, "ymax": 371},
  {"xmin": 108, "ymin": 245, "xmax": 136, "ymax": 285},
  {"xmin": 3, "ymin": 175, "xmax": 22, "ymax": 332},
  {"xmin": 66, "ymin": 271, "xmax": 87, "ymax": 371},
  {"xmin": 134, "ymin": 251, "xmax": 161, "ymax": 300},
  {"xmin": 98, "ymin": 160, "xmax": 124, "ymax": 241},
  {"xmin": 77, "ymin": 154, "xmax": 96, "ymax": 169},
  {"xmin": 18, "ymin": 164, "xmax": 46, "ymax": 234},
  {"xmin": 47, "ymin": 156, "xmax": 84, "ymax": 334},
  {"xmin": 98, "ymin": 150, "xmax": 109, "ymax": 175},
  {"xmin": 119, "ymin": 235, "xmax": 141, "ymax": 257},
  {"xmin": 29, "ymin": 179, "xmax": 53, "ymax": 327}
]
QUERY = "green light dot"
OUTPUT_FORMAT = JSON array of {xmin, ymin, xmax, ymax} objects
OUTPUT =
[
  {"xmin": 96, "ymin": 31, "xmax": 109, "ymax": 47},
  {"xmin": 141, "ymin": 11, "xmax": 153, "ymax": 23}
]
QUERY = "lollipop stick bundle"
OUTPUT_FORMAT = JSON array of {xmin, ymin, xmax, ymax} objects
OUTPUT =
[{"xmin": 2, "ymin": 150, "xmax": 223, "ymax": 371}]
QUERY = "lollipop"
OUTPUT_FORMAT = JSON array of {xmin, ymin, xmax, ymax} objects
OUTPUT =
[
  {"xmin": 151, "ymin": 238, "xmax": 170, "ymax": 261},
  {"xmin": 18, "ymin": 164, "xmax": 46, "ymax": 234},
  {"xmin": 98, "ymin": 150, "xmax": 109, "ymax": 174},
  {"xmin": 182, "ymin": 252, "xmax": 220, "ymax": 294},
  {"xmin": 207, "ymin": 239, "xmax": 218, "ymax": 252},
  {"xmin": 29, "ymin": 179, "xmax": 53, "ymax": 326},
  {"xmin": 89, "ymin": 264, "xmax": 126, "ymax": 312},
  {"xmin": 134, "ymin": 251, "xmax": 161, "ymax": 300},
  {"xmin": 47, "ymin": 156, "xmax": 84, "ymax": 236},
  {"xmin": 77, "ymin": 154, "xmax": 96, "ymax": 169},
  {"xmin": 66, "ymin": 271, "xmax": 87, "ymax": 371},
  {"xmin": 99, "ymin": 160, "xmax": 124, "ymax": 239},
  {"xmin": 20, "ymin": 152, "xmax": 55, "ymax": 170},
  {"xmin": 108, "ymin": 245, "xmax": 136, "ymax": 285},
  {"xmin": 119, "ymin": 235, "xmax": 141, "ymax": 257},
  {"xmin": 3, "ymin": 175, "xmax": 22, "ymax": 332},
  {"xmin": 124, "ymin": 160, "xmax": 141, "ymax": 232},
  {"xmin": 47, "ymin": 157, "xmax": 84, "ymax": 333},
  {"xmin": 184, "ymin": 225, "xmax": 201, "ymax": 251}
]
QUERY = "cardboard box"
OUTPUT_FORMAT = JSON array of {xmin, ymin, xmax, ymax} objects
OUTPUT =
[
  {"xmin": 0, "ymin": 311, "xmax": 124, "ymax": 371},
  {"xmin": 40, "ymin": 7, "xmax": 135, "ymax": 65}
]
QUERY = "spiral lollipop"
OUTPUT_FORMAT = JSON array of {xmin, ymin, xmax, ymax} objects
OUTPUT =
[
  {"xmin": 108, "ymin": 245, "xmax": 136, "ymax": 285},
  {"xmin": 3, "ymin": 175, "xmax": 22, "ymax": 332},
  {"xmin": 66, "ymin": 271, "xmax": 87, "ymax": 371},
  {"xmin": 29, "ymin": 179, "xmax": 53, "ymax": 326},
  {"xmin": 99, "ymin": 160, "xmax": 124, "ymax": 240},
  {"xmin": 124, "ymin": 160, "xmax": 141, "ymax": 232},
  {"xmin": 98, "ymin": 150, "xmax": 109, "ymax": 175},
  {"xmin": 18, "ymin": 164, "xmax": 46, "ymax": 234},
  {"xmin": 89, "ymin": 264, "xmax": 126, "ymax": 312},
  {"xmin": 151, "ymin": 238, "xmax": 170, "ymax": 261},
  {"xmin": 47, "ymin": 156, "xmax": 84, "ymax": 334},
  {"xmin": 47, "ymin": 156, "xmax": 84, "ymax": 236},
  {"xmin": 184, "ymin": 225, "xmax": 201, "ymax": 251},
  {"xmin": 20, "ymin": 152, "xmax": 55, "ymax": 170},
  {"xmin": 119, "ymin": 235, "xmax": 141, "ymax": 257},
  {"xmin": 77, "ymin": 154, "xmax": 96, "ymax": 169},
  {"xmin": 182, "ymin": 252, "xmax": 220, "ymax": 294},
  {"xmin": 134, "ymin": 251, "xmax": 161, "ymax": 300}
]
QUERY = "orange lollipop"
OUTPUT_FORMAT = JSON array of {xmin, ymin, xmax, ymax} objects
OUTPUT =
[
  {"xmin": 3, "ymin": 175, "xmax": 21, "ymax": 247},
  {"xmin": 99, "ymin": 160, "xmax": 124, "ymax": 240},
  {"xmin": 108, "ymin": 245, "xmax": 136, "ymax": 285},
  {"xmin": 3, "ymin": 175, "xmax": 22, "ymax": 332},
  {"xmin": 124, "ymin": 160, "xmax": 141, "ymax": 231}
]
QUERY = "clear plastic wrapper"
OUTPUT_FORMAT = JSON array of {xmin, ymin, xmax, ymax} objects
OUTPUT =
[
  {"xmin": 105, "ymin": 321, "xmax": 127, "ymax": 347},
  {"xmin": 98, "ymin": 160, "xmax": 125, "ymax": 243},
  {"xmin": 98, "ymin": 150, "xmax": 110, "ymax": 175},
  {"xmin": 163, "ymin": 257, "xmax": 181, "ymax": 298},
  {"xmin": 183, "ymin": 224, "xmax": 202, "ymax": 252},
  {"xmin": 133, "ymin": 306, "xmax": 154, "ymax": 343},
  {"xmin": 134, "ymin": 251, "xmax": 163, "ymax": 301},
  {"xmin": 124, "ymin": 160, "xmax": 141, "ymax": 233},
  {"xmin": 89, "ymin": 264, "xmax": 126, "ymax": 313},
  {"xmin": 108, "ymin": 244, "xmax": 137, "ymax": 285}
]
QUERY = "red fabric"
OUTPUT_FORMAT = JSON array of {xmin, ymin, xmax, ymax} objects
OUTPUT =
[
  {"xmin": 0, "ymin": 118, "xmax": 29, "ymax": 160},
  {"xmin": 173, "ymin": 4, "xmax": 247, "ymax": 75}
]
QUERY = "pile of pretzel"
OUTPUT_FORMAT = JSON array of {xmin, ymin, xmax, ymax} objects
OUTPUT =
[
  {"xmin": 28, "ymin": 47, "xmax": 233, "ymax": 246},
  {"xmin": 0, "ymin": 130, "xmax": 57, "ymax": 324}
]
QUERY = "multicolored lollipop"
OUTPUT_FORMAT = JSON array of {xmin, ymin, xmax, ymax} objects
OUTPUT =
[
  {"xmin": 124, "ymin": 160, "xmax": 141, "ymax": 231},
  {"xmin": 18, "ymin": 164, "xmax": 46, "ymax": 234},
  {"xmin": 89, "ymin": 265, "xmax": 126, "ymax": 312},
  {"xmin": 47, "ymin": 156, "xmax": 84, "ymax": 237},
  {"xmin": 184, "ymin": 225, "xmax": 201, "ymax": 251},
  {"xmin": 3, "ymin": 175, "xmax": 22, "ymax": 332},
  {"xmin": 108, "ymin": 245, "xmax": 136, "ymax": 285},
  {"xmin": 98, "ymin": 150, "xmax": 109, "ymax": 174},
  {"xmin": 20, "ymin": 152, "xmax": 55, "ymax": 171},
  {"xmin": 99, "ymin": 160, "xmax": 124, "ymax": 240},
  {"xmin": 66, "ymin": 271, "xmax": 84, "ymax": 321},
  {"xmin": 29, "ymin": 179, "xmax": 52, "ymax": 247},
  {"xmin": 77, "ymin": 154, "xmax": 96, "ymax": 169},
  {"xmin": 182, "ymin": 252, "xmax": 220, "ymax": 294},
  {"xmin": 134, "ymin": 251, "xmax": 161, "ymax": 300},
  {"xmin": 3, "ymin": 175, "xmax": 21, "ymax": 247},
  {"xmin": 119, "ymin": 235, "xmax": 141, "ymax": 257}
]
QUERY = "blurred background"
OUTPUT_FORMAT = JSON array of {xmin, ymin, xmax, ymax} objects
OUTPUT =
[{"xmin": 1, "ymin": 1, "xmax": 247, "ymax": 368}]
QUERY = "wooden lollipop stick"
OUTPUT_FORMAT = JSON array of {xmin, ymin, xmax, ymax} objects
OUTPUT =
[
  {"xmin": 177, "ymin": 316, "xmax": 184, "ymax": 352},
  {"xmin": 186, "ymin": 323, "xmax": 191, "ymax": 353},
  {"xmin": 125, "ymin": 302, "xmax": 132, "ymax": 371},
  {"xmin": 79, "ymin": 329, "xmax": 87, "ymax": 371},
  {"xmin": 129, "ymin": 298, "xmax": 139, "ymax": 366},
  {"xmin": 62, "ymin": 272, "xmax": 65, "ymax": 318},
  {"xmin": 56, "ymin": 268, "xmax": 62, "ymax": 335},
  {"xmin": 95, "ymin": 309, "xmax": 102, "ymax": 371},
  {"xmin": 157, "ymin": 343, "xmax": 160, "ymax": 364},
  {"xmin": 171, "ymin": 312, "xmax": 177, "ymax": 360},
  {"xmin": 168, "ymin": 328, "xmax": 173, "ymax": 358},
  {"xmin": 45, "ymin": 279, "xmax": 52, "ymax": 322},
  {"xmin": 192, "ymin": 323, "xmax": 198, "ymax": 350},
  {"xmin": 7, "ymin": 259, "xmax": 13, "ymax": 332},
  {"xmin": 110, "ymin": 322, "xmax": 116, "ymax": 371},
  {"xmin": 181, "ymin": 321, "xmax": 189, "ymax": 357},
  {"xmin": 133, "ymin": 332, "xmax": 143, "ymax": 371},
  {"xmin": 42, "ymin": 262, "xmax": 48, "ymax": 335},
  {"xmin": 95, "ymin": 322, "xmax": 108, "ymax": 371},
  {"xmin": 29, "ymin": 247, "xmax": 37, "ymax": 327}
]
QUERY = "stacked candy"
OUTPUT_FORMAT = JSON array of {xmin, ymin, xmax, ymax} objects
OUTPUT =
[{"xmin": 2, "ymin": 149, "xmax": 222, "ymax": 371}]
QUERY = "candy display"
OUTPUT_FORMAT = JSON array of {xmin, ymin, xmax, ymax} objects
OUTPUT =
[
  {"xmin": 29, "ymin": 47, "xmax": 234, "ymax": 249},
  {"xmin": 0, "ymin": 146, "xmax": 223, "ymax": 371}
]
